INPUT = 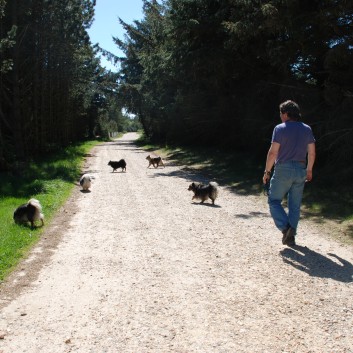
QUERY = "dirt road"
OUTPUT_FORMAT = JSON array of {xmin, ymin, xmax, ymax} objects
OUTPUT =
[{"xmin": 0, "ymin": 133, "xmax": 352, "ymax": 353}]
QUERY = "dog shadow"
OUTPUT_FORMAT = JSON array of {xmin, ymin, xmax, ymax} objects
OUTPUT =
[
  {"xmin": 235, "ymin": 211, "xmax": 269, "ymax": 219},
  {"xmin": 280, "ymin": 245, "xmax": 353, "ymax": 283},
  {"xmin": 80, "ymin": 190, "xmax": 91, "ymax": 193},
  {"xmin": 15, "ymin": 222, "xmax": 44, "ymax": 230},
  {"xmin": 191, "ymin": 202, "xmax": 222, "ymax": 208}
]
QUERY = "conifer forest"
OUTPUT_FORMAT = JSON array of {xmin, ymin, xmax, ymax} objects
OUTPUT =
[{"xmin": 1, "ymin": 0, "xmax": 353, "ymax": 184}]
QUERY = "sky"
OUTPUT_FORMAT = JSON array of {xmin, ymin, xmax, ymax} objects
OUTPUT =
[{"xmin": 87, "ymin": 0, "xmax": 144, "ymax": 71}]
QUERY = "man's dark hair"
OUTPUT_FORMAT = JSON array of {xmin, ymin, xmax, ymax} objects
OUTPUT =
[{"xmin": 279, "ymin": 100, "xmax": 301, "ymax": 120}]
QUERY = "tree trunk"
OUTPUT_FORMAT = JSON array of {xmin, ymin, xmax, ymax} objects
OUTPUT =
[{"xmin": 11, "ymin": 0, "xmax": 25, "ymax": 160}]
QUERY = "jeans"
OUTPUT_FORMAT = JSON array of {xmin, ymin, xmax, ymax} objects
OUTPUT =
[{"xmin": 268, "ymin": 161, "xmax": 307, "ymax": 232}]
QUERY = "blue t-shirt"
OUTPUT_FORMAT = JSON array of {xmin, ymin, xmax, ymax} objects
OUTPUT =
[{"xmin": 272, "ymin": 121, "xmax": 315, "ymax": 164}]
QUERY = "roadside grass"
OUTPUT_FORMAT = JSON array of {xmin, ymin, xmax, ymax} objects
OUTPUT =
[
  {"xmin": 0, "ymin": 140, "xmax": 99, "ymax": 281},
  {"xmin": 136, "ymin": 136, "xmax": 353, "ymax": 241}
]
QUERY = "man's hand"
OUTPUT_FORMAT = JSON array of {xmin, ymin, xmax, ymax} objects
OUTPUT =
[
  {"xmin": 263, "ymin": 174, "xmax": 270, "ymax": 184},
  {"xmin": 306, "ymin": 169, "xmax": 313, "ymax": 182},
  {"xmin": 263, "ymin": 173, "xmax": 271, "ymax": 195}
]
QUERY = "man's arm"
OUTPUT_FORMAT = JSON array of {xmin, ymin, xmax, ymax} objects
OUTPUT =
[
  {"xmin": 306, "ymin": 143, "xmax": 315, "ymax": 182},
  {"xmin": 263, "ymin": 142, "xmax": 280, "ymax": 184}
]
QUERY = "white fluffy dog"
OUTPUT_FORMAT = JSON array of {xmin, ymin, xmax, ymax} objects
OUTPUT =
[
  {"xmin": 79, "ymin": 174, "xmax": 92, "ymax": 191},
  {"xmin": 13, "ymin": 199, "xmax": 44, "ymax": 228}
]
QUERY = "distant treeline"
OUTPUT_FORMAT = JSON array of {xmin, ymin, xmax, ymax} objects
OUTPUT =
[
  {"xmin": 0, "ymin": 0, "xmax": 130, "ymax": 170},
  {"xmin": 1, "ymin": 0, "xmax": 353, "ymax": 184},
  {"xmin": 116, "ymin": 0, "xmax": 353, "ymax": 183}
]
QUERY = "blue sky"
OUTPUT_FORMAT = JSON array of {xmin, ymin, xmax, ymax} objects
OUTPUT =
[{"xmin": 87, "ymin": 0, "xmax": 144, "ymax": 71}]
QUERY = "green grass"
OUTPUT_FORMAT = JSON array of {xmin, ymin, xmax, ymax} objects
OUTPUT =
[
  {"xmin": 137, "ymin": 136, "xmax": 353, "ymax": 240},
  {"xmin": 0, "ymin": 140, "xmax": 99, "ymax": 281}
]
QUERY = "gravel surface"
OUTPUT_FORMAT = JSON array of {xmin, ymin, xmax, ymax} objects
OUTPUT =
[{"xmin": 0, "ymin": 132, "xmax": 352, "ymax": 353}]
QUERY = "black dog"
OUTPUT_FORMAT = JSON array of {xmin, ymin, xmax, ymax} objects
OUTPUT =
[
  {"xmin": 13, "ymin": 199, "xmax": 44, "ymax": 228},
  {"xmin": 108, "ymin": 159, "xmax": 126, "ymax": 172},
  {"xmin": 188, "ymin": 182, "xmax": 218, "ymax": 205}
]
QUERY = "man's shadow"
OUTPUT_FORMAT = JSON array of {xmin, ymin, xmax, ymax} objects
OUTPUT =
[{"xmin": 280, "ymin": 245, "xmax": 353, "ymax": 283}]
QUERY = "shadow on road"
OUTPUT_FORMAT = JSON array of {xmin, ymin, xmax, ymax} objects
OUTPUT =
[{"xmin": 280, "ymin": 245, "xmax": 353, "ymax": 283}]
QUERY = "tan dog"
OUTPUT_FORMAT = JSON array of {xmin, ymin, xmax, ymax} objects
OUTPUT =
[{"xmin": 146, "ymin": 155, "xmax": 165, "ymax": 168}]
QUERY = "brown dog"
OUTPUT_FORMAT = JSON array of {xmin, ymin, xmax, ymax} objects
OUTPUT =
[
  {"xmin": 146, "ymin": 155, "xmax": 165, "ymax": 168},
  {"xmin": 188, "ymin": 182, "xmax": 218, "ymax": 205}
]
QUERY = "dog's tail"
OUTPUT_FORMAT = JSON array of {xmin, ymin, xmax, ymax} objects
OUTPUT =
[
  {"xmin": 28, "ymin": 198, "xmax": 42, "ymax": 211},
  {"xmin": 28, "ymin": 198, "xmax": 45, "ymax": 224},
  {"xmin": 209, "ymin": 182, "xmax": 219, "ymax": 201},
  {"xmin": 80, "ymin": 173, "xmax": 92, "ymax": 181}
]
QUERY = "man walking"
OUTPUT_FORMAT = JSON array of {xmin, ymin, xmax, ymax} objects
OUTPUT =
[{"xmin": 263, "ymin": 100, "xmax": 316, "ymax": 246}]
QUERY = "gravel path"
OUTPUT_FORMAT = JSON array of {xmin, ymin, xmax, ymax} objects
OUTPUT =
[{"xmin": 0, "ymin": 132, "xmax": 352, "ymax": 353}]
